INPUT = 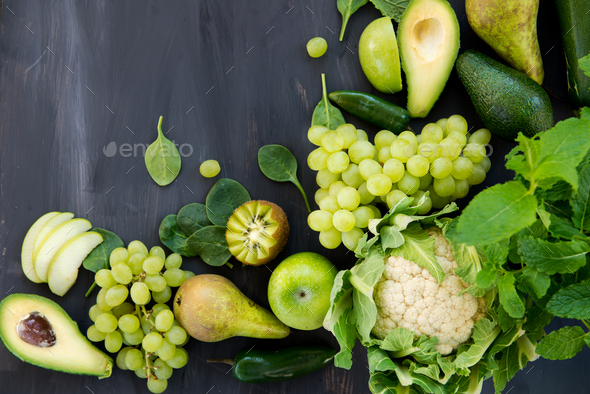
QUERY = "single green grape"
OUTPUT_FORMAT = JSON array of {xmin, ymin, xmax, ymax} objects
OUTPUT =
[
  {"xmin": 427, "ymin": 185, "xmax": 452, "ymax": 209},
  {"xmin": 452, "ymin": 178, "xmax": 470, "ymax": 199},
  {"xmin": 411, "ymin": 190, "xmax": 432, "ymax": 215},
  {"xmin": 147, "ymin": 378, "xmax": 168, "ymax": 394},
  {"xmin": 152, "ymin": 286, "xmax": 172, "ymax": 304},
  {"xmin": 386, "ymin": 190, "xmax": 408, "ymax": 209},
  {"xmin": 326, "ymin": 151, "xmax": 350, "ymax": 173},
  {"xmin": 398, "ymin": 173, "xmax": 420, "ymax": 195},
  {"xmin": 111, "ymin": 264, "xmax": 133, "ymax": 285},
  {"xmin": 383, "ymin": 158, "xmax": 405, "ymax": 183},
  {"xmin": 135, "ymin": 360, "xmax": 148, "ymax": 379},
  {"xmin": 351, "ymin": 206, "xmax": 374, "ymax": 228},
  {"xmin": 149, "ymin": 246, "xmax": 166, "ymax": 261},
  {"xmin": 446, "ymin": 114, "xmax": 468, "ymax": 134},
  {"xmin": 95, "ymin": 313, "xmax": 119, "ymax": 333},
  {"xmin": 358, "ymin": 159, "xmax": 382, "ymax": 180},
  {"xmin": 112, "ymin": 302, "xmax": 134, "ymax": 319},
  {"xmin": 316, "ymin": 168, "xmax": 340, "ymax": 188},
  {"xmin": 332, "ymin": 210, "xmax": 356, "ymax": 232},
  {"xmin": 390, "ymin": 139, "xmax": 413, "ymax": 163},
  {"xmin": 155, "ymin": 310, "xmax": 175, "ymax": 332},
  {"xmin": 163, "ymin": 268, "xmax": 186, "ymax": 287},
  {"xmin": 342, "ymin": 227, "xmax": 364, "ymax": 251},
  {"xmin": 366, "ymin": 174, "xmax": 393, "ymax": 196},
  {"xmin": 374, "ymin": 130, "xmax": 396, "ymax": 151},
  {"xmin": 467, "ymin": 163, "xmax": 487, "ymax": 185},
  {"xmin": 167, "ymin": 348, "xmax": 189, "ymax": 369},
  {"xmin": 469, "ymin": 128, "xmax": 491, "ymax": 145},
  {"xmin": 314, "ymin": 188, "xmax": 329, "ymax": 205},
  {"xmin": 96, "ymin": 288, "xmax": 113, "ymax": 312},
  {"xmin": 336, "ymin": 123, "xmax": 357, "ymax": 149},
  {"xmin": 341, "ymin": 164, "xmax": 364, "ymax": 188},
  {"xmin": 451, "ymin": 157, "xmax": 474, "ymax": 180},
  {"xmin": 356, "ymin": 129, "xmax": 368, "ymax": 141},
  {"xmin": 319, "ymin": 227, "xmax": 342, "ymax": 249},
  {"xmin": 125, "ymin": 348, "xmax": 144, "ymax": 370},
  {"xmin": 153, "ymin": 358, "xmax": 173, "ymax": 380},
  {"xmin": 307, "ymin": 147, "xmax": 330, "ymax": 171},
  {"xmin": 152, "ymin": 303, "xmax": 171, "ymax": 316},
  {"xmin": 436, "ymin": 118, "xmax": 449, "ymax": 136},
  {"xmin": 145, "ymin": 274, "xmax": 167, "ymax": 292},
  {"xmin": 119, "ymin": 314, "xmax": 140, "ymax": 334},
  {"xmin": 164, "ymin": 253, "xmax": 182, "ymax": 270},
  {"xmin": 430, "ymin": 157, "xmax": 453, "ymax": 179},
  {"xmin": 308, "ymin": 125, "xmax": 328, "ymax": 146},
  {"xmin": 447, "ymin": 130, "xmax": 467, "ymax": 148},
  {"xmin": 420, "ymin": 123, "xmax": 443, "ymax": 143},
  {"xmin": 128, "ymin": 240, "xmax": 148, "ymax": 256},
  {"xmin": 398, "ymin": 131, "xmax": 418, "ymax": 146},
  {"xmin": 143, "ymin": 332, "xmax": 164, "ymax": 353},
  {"xmin": 199, "ymin": 160, "xmax": 221, "ymax": 178},
  {"xmin": 462, "ymin": 143, "xmax": 486, "ymax": 164},
  {"xmin": 123, "ymin": 328, "xmax": 144, "ymax": 346},
  {"xmin": 95, "ymin": 269, "xmax": 117, "ymax": 289},
  {"xmin": 321, "ymin": 130, "xmax": 344, "ymax": 153},
  {"xmin": 318, "ymin": 196, "xmax": 340, "ymax": 214},
  {"xmin": 116, "ymin": 347, "xmax": 132, "ymax": 370},
  {"xmin": 105, "ymin": 330, "xmax": 123, "ymax": 353},
  {"xmin": 88, "ymin": 304, "xmax": 104, "ymax": 322},
  {"xmin": 105, "ymin": 285, "xmax": 129, "ymax": 307},
  {"xmin": 348, "ymin": 141, "xmax": 375, "ymax": 164},
  {"xmin": 433, "ymin": 175, "xmax": 456, "ymax": 197},
  {"xmin": 417, "ymin": 142, "xmax": 440, "ymax": 163},
  {"xmin": 157, "ymin": 338, "xmax": 177, "ymax": 361},
  {"xmin": 377, "ymin": 146, "xmax": 393, "ymax": 165},
  {"xmin": 357, "ymin": 182, "xmax": 375, "ymax": 205},
  {"xmin": 406, "ymin": 155, "xmax": 430, "ymax": 178},
  {"xmin": 143, "ymin": 256, "xmax": 164, "ymax": 275},
  {"xmin": 128, "ymin": 252, "xmax": 146, "ymax": 275},
  {"xmin": 165, "ymin": 326, "xmax": 187, "ymax": 346},
  {"xmin": 307, "ymin": 210, "xmax": 333, "ymax": 232},
  {"xmin": 306, "ymin": 37, "xmax": 327, "ymax": 58},
  {"xmin": 420, "ymin": 173, "xmax": 433, "ymax": 190},
  {"xmin": 337, "ymin": 186, "xmax": 361, "ymax": 210},
  {"xmin": 184, "ymin": 271, "xmax": 195, "ymax": 280},
  {"xmin": 328, "ymin": 180, "xmax": 346, "ymax": 198},
  {"xmin": 480, "ymin": 157, "xmax": 492, "ymax": 173},
  {"xmin": 110, "ymin": 247, "xmax": 129, "ymax": 266},
  {"xmin": 87, "ymin": 325, "xmax": 107, "ymax": 342}
]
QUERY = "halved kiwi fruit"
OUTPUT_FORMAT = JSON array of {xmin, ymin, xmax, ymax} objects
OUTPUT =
[{"xmin": 225, "ymin": 200, "xmax": 289, "ymax": 266}]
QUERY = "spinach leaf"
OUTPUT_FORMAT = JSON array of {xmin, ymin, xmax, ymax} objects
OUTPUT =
[
  {"xmin": 145, "ymin": 116, "xmax": 181, "ymax": 186},
  {"xmin": 337, "ymin": 0, "xmax": 368, "ymax": 41},
  {"xmin": 312, "ymin": 74, "xmax": 345, "ymax": 130},
  {"xmin": 82, "ymin": 228, "xmax": 123, "ymax": 297},
  {"xmin": 258, "ymin": 144, "xmax": 311, "ymax": 212},
  {"xmin": 177, "ymin": 203, "xmax": 211, "ymax": 237},
  {"xmin": 205, "ymin": 178, "xmax": 251, "ymax": 226},
  {"xmin": 159, "ymin": 214, "xmax": 198, "ymax": 257},
  {"xmin": 187, "ymin": 226, "xmax": 232, "ymax": 267},
  {"xmin": 369, "ymin": 0, "xmax": 409, "ymax": 22}
]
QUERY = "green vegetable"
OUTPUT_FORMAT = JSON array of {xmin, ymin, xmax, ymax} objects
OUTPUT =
[
  {"xmin": 258, "ymin": 144, "xmax": 310, "ymax": 213},
  {"xmin": 187, "ymin": 226, "xmax": 232, "ymax": 267},
  {"xmin": 205, "ymin": 178, "xmax": 251, "ymax": 226},
  {"xmin": 311, "ymin": 74, "xmax": 345, "ymax": 130},
  {"xmin": 158, "ymin": 215, "xmax": 198, "ymax": 258},
  {"xmin": 369, "ymin": 0, "xmax": 409, "ymax": 22},
  {"xmin": 82, "ymin": 228, "xmax": 123, "ymax": 297},
  {"xmin": 337, "ymin": 0, "xmax": 368, "ymax": 41},
  {"xmin": 208, "ymin": 346, "xmax": 336, "ymax": 383},
  {"xmin": 328, "ymin": 90, "xmax": 409, "ymax": 134},
  {"xmin": 176, "ymin": 203, "xmax": 211, "ymax": 237},
  {"xmin": 145, "ymin": 116, "xmax": 181, "ymax": 186},
  {"xmin": 537, "ymin": 326, "xmax": 587, "ymax": 360}
]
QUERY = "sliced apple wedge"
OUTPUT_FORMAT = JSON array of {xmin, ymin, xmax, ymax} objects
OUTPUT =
[
  {"xmin": 34, "ymin": 218, "xmax": 92, "ymax": 282},
  {"xmin": 32, "ymin": 212, "xmax": 75, "ymax": 263},
  {"xmin": 48, "ymin": 231, "xmax": 103, "ymax": 296},
  {"xmin": 21, "ymin": 212, "xmax": 61, "ymax": 283}
]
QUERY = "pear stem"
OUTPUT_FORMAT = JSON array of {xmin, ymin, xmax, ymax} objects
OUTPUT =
[{"xmin": 207, "ymin": 359, "xmax": 235, "ymax": 366}]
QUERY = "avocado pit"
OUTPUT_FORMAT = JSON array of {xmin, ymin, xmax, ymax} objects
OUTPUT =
[{"xmin": 17, "ymin": 312, "xmax": 56, "ymax": 348}]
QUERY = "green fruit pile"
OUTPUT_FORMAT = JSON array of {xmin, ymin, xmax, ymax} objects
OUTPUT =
[
  {"xmin": 86, "ymin": 241, "xmax": 194, "ymax": 393},
  {"xmin": 306, "ymin": 115, "xmax": 492, "ymax": 251}
]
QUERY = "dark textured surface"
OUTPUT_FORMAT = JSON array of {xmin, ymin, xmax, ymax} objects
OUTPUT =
[{"xmin": 0, "ymin": 0, "xmax": 586, "ymax": 393}]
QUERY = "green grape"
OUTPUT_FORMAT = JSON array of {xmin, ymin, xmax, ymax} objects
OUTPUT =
[
  {"xmin": 398, "ymin": 173, "xmax": 420, "ymax": 195},
  {"xmin": 135, "ymin": 360, "xmax": 148, "ymax": 378},
  {"xmin": 307, "ymin": 147, "xmax": 330, "ymax": 171},
  {"xmin": 398, "ymin": 130, "xmax": 418, "ymax": 146},
  {"xmin": 430, "ymin": 157, "xmax": 453, "ymax": 179},
  {"xmin": 321, "ymin": 130, "xmax": 344, "ymax": 153},
  {"xmin": 479, "ymin": 156, "xmax": 491, "ymax": 173},
  {"xmin": 165, "ymin": 326, "xmax": 187, "ymax": 345},
  {"xmin": 447, "ymin": 130, "xmax": 467, "ymax": 147},
  {"xmin": 307, "ymin": 210, "xmax": 333, "ymax": 232},
  {"xmin": 336, "ymin": 124, "xmax": 357, "ymax": 149},
  {"xmin": 318, "ymin": 196, "xmax": 340, "ymax": 214},
  {"xmin": 342, "ymin": 227, "xmax": 364, "ymax": 251},
  {"xmin": 314, "ymin": 188, "xmax": 329, "ymax": 205},
  {"xmin": 326, "ymin": 151, "xmax": 350, "ymax": 173},
  {"xmin": 145, "ymin": 274, "xmax": 167, "ymax": 292},
  {"xmin": 153, "ymin": 286, "xmax": 172, "ymax": 304},
  {"xmin": 96, "ymin": 288, "xmax": 113, "ymax": 312},
  {"xmin": 308, "ymin": 125, "xmax": 328, "ymax": 146},
  {"xmin": 88, "ymin": 304, "xmax": 103, "ymax": 322},
  {"xmin": 119, "ymin": 314, "xmax": 140, "ymax": 334},
  {"xmin": 420, "ymin": 123, "xmax": 444, "ymax": 143},
  {"xmin": 96, "ymin": 312, "xmax": 119, "ymax": 333},
  {"xmin": 149, "ymin": 246, "xmax": 166, "ymax": 261},
  {"xmin": 462, "ymin": 143, "xmax": 486, "ymax": 164},
  {"xmin": 110, "ymin": 247, "xmax": 129, "ymax": 266},
  {"xmin": 143, "ymin": 256, "xmax": 164, "ymax": 275},
  {"xmin": 95, "ymin": 269, "xmax": 117, "ymax": 289},
  {"xmin": 367, "ymin": 174, "xmax": 393, "ymax": 196},
  {"xmin": 377, "ymin": 147, "xmax": 393, "ymax": 165},
  {"xmin": 348, "ymin": 141, "xmax": 375, "ymax": 164},
  {"xmin": 358, "ymin": 159, "xmax": 382, "ymax": 180},
  {"xmin": 164, "ymin": 253, "xmax": 183, "ymax": 270},
  {"xmin": 127, "ymin": 252, "xmax": 146, "ymax": 275},
  {"xmin": 125, "ymin": 348, "xmax": 144, "ymax": 370},
  {"xmin": 319, "ymin": 227, "xmax": 341, "ymax": 249},
  {"xmin": 87, "ymin": 325, "xmax": 107, "ymax": 342},
  {"xmin": 351, "ymin": 206, "xmax": 374, "ymax": 228},
  {"xmin": 433, "ymin": 175, "xmax": 456, "ymax": 197},
  {"xmin": 452, "ymin": 178, "xmax": 470, "ymax": 199},
  {"xmin": 446, "ymin": 114, "xmax": 468, "ymax": 134},
  {"xmin": 167, "ymin": 348, "xmax": 189, "ymax": 369},
  {"xmin": 467, "ymin": 163, "xmax": 486, "ymax": 185},
  {"xmin": 341, "ymin": 164, "xmax": 364, "ymax": 188},
  {"xmin": 141, "ymin": 314, "xmax": 153, "ymax": 335},
  {"xmin": 374, "ymin": 130, "xmax": 396, "ymax": 151},
  {"xmin": 439, "ymin": 138, "xmax": 462, "ymax": 160},
  {"xmin": 147, "ymin": 378, "xmax": 168, "ymax": 394},
  {"xmin": 105, "ymin": 331, "xmax": 123, "ymax": 353},
  {"xmin": 436, "ymin": 118, "xmax": 449, "ymax": 136},
  {"xmin": 367, "ymin": 204, "xmax": 382, "ymax": 220},
  {"xmin": 357, "ymin": 182, "xmax": 375, "ymax": 205},
  {"xmin": 328, "ymin": 181, "xmax": 346, "ymax": 198},
  {"xmin": 143, "ymin": 332, "xmax": 164, "ymax": 353},
  {"xmin": 112, "ymin": 302, "xmax": 135, "ymax": 319},
  {"xmin": 105, "ymin": 285, "xmax": 129, "ymax": 307},
  {"xmin": 155, "ymin": 310, "xmax": 175, "ymax": 332},
  {"xmin": 356, "ymin": 129, "xmax": 368, "ymax": 141},
  {"xmin": 316, "ymin": 168, "xmax": 340, "ymax": 188},
  {"xmin": 157, "ymin": 338, "xmax": 177, "ymax": 361},
  {"xmin": 184, "ymin": 271, "xmax": 195, "ymax": 280},
  {"xmin": 406, "ymin": 155, "xmax": 430, "ymax": 178},
  {"xmin": 199, "ymin": 159, "xmax": 221, "ymax": 178},
  {"xmin": 123, "ymin": 328, "xmax": 145, "ymax": 346},
  {"xmin": 451, "ymin": 157, "xmax": 474, "ymax": 180},
  {"xmin": 163, "ymin": 268, "xmax": 186, "ymax": 287},
  {"xmin": 332, "ymin": 210, "xmax": 356, "ymax": 232},
  {"xmin": 117, "ymin": 347, "xmax": 132, "ymax": 370},
  {"xmin": 420, "ymin": 173, "xmax": 433, "ymax": 190},
  {"xmin": 469, "ymin": 128, "xmax": 492, "ymax": 145},
  {"xmin": 152, "ymin": 303, "xmax": 171, "ymax": 316},
  {"xmin": 153, "ymin": 358, "xmax": 173, "ymax": 380},
  {"xmin": 337, "ymin": 186, "xmax": 361, "ymax": 210},
  {"xmin": 416, "ymin": 134, "xmax": 422, "ymax": 144},
  {"xmin": 128, "ymin": 240, "xmax": 149, "ymax": 256},
  {"xmin": 386, "ymin": 190, "xmax": 408, "ymax": 209},
  {"xmin": 111, "ymin": 264, "xmax": 133, "ymax": 285},
  {"xmin": 390, "ymin": 139, "xmax": 412, "ymax": 163},
  {"xmin": 417, "ymin": 143, "xmax": 440, "ymax": 163},
  {"xmin": 426, "ymin": 185, "xmax": 451, "ymax": 209},
  {"xmin": 383, "ymin": 158, "xmax": 405, "ymax": 183},
  {"xmin": 306, "ymin": 36, "xmax": 327, "ymax": 58}
]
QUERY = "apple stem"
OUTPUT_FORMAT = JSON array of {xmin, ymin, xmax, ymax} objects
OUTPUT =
[
  {"xmin": 85, "ymin": 281, "xmax": 97, "ymax": 297},
  {"xmin": 207, "ymin": 359, "xmax": 235, "ymax": 366}
]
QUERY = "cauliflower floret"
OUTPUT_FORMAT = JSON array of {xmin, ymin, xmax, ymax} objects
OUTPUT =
[{"xmin": 371, "ymin": 227, "xmax": 487, "ymax": 355}]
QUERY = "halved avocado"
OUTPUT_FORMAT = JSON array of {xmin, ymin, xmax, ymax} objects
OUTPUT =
[
  {"xmin": 398, "ymin": 0, "xmax": 460, "ymax": 118},
  {"xmin": 0, "ymin": 293, "xmax": 112, "ymax": 378}
]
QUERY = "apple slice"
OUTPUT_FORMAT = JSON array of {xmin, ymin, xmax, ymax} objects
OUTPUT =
[
  {"xmin": 34, "ymin": 218, "xmax": 92, "ymax": 282},
  {"xmin": 48, "ymin": 231, "xmax": 103, "ymax": 296},
  {"xmin": 21, "ymin": 212, "xmax": 61, "ymax": 283},
  {"xmin": 32, "ymin": 212, "xmax": 75, "ymax": 263}
]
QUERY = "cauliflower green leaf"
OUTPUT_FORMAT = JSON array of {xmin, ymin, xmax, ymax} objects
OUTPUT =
[{"xmin": 392, "ymin": 223, "xmax": 445, "ymax": 283}]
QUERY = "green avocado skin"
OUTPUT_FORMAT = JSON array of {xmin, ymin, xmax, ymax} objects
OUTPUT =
[{"xmin": 455, "ymin": 50, "xmax": 553, "ymax": 140}]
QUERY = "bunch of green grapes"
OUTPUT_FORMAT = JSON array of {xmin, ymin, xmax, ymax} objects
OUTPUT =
[
  {"xmin": 306, "ymin": 115, "xmax": 491, "ymax": 251},
  {"xmin": 86, "ymin": 241, "xmax": 195, "ymax": 393}
]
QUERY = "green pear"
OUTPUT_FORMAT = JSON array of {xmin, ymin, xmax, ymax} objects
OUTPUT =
[
  {"xmin": 173, "ymin": 274, "xmax": 290, "ymax": 342},
  {"xmin": 466, "ymin": 0, "xmax": 544, "ymax": 84}
]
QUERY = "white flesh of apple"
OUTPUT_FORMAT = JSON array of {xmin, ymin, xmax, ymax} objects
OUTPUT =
[
  {"xmin": 31, "ymin": 212, "xmax": 75, "ymax": 261},
  {"xmin": 34, "ymin": 218, "xmax": 92, "ymax": 282},
  {"xmin": 21, "ymin": 212, "xmax": 60, "ymax": 283},
  {"xmin": 48, "ymin": 231, "xmax": 103, "ymax": 296}
]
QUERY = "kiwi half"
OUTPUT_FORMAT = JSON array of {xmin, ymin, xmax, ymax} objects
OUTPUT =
[{"xmin": 225, "ymin": 200, "xmax": 289, "ymax": 266}]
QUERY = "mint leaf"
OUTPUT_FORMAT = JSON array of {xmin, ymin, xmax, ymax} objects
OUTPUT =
[
  {"xmin": 517, "ymin": 236, "xmax": 589, "ymax": 274},
  {"xmin": 369, "ymin": 0, "xmax": 409, "ymax": 22},
  {"xmin": 484, "ymin": 239, "xmax": 510, "ymax": 267},
  {"xmin": 547, "ymin": 214, "xmax": 584, "ymax": 240},
  {"xmin": 523, "ymin": 303, "xmax": 553, "ymax": 333},
  {"xmin": 454, "ymin": 181, "xmax": 537, "ymax": 246},
  {"xmin": 542, "ymin": 180, "xmax": 573, "ymax": 202},
  {"xmin": 393, "ymin": 222, "xmax": 445, "ymax": 283},
  {"xmin": 581, "ymin": 107, "xmax": 590, "ymax": 120},
  {"xmin": 518, "ymin": 266, "xmax": 551, "ymax": 299},
  {"xmin": 537, "ymin": 326, "xmax": 587, "ymax": 360},
  {"xmin": 498, "ymin": 273, "xmax": 525, "ymax": 319},
  {"xmin": 476, "ymin": 267, "xmax": 497, "ymax": 289},
  {"xmin": 497, "ymin": 304, "xmax": 516, "ymax": 332},
  {"xmin": 546, "ymin": 280, "xmax": 590, "ymax": 319},
  {"xmin": 505, "ymin": 134, "xmax": 540, "ymax": 181},
  {"xmin": 579, "ymin": 54, "xmax": 590, "ymax": 78},
  {"xmin": 572, "ymin": 163, "xmax": 590, "ymax": 232}
]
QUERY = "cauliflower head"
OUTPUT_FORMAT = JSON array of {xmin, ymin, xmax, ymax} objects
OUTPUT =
[{"xmin": 372, "ymin": 227, "xmax": 487, "ymax": 355}]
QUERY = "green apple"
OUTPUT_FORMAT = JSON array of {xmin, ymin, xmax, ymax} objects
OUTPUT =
[
  {"xmin": 267, "ymin": 252, "xmax": 337, "ymax": 330},
  {"xmin": 21, "ymin": 211, "xmax": 60, "ymax": 283}
]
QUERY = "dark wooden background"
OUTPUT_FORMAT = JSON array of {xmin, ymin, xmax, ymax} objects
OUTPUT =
[{"xmin": 0, "ymin": 0, "xmax": 587, "ymax": 393}]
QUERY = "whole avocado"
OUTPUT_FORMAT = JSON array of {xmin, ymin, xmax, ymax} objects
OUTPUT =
[{"xmin": 455, "ymin": 50, "xmax": 553, "ymax": 139}]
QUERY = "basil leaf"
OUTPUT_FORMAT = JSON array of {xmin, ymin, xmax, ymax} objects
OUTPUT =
[
  {"xmin": 82, "ymin": 228, "xmax": 123, "ymax": 273},
  {"xmin": 537, "ymin": 326, "xmax": 587, "ymax": 360},
  {"xmin": 205, "ymin": 178, "xmax": 251, "ymax": 226},
  {"xmin": 369, "ymin": 0, "xmax": 409, "ymax": 22},
  {"xmin": 572, "ymin": 162, "xmax": 590, "ymax": 232},
  {"xmin": 311, "ymin": 74, "xmax": 345, "ymax": 130},
  {"xmin": 145, "ymin": 116, "xmax": 181, "ymax": 186},
  {"xmin": 177, "ymin": 203, "xmax": 211, "ymax": 237},
  {"xmin": 518, "ymin": 266, "xmax": 551, "ymax": 299},
  {"xmin": 546, "ymin": 280, "xmax": 590, "ymax": 319},
  {"xmin": 497, "ymin": 273, "xmax": 525, "ymax": 319},
  {"xmin": 258, "ymin": 145, "xmax": 311, "ymax": 212},
  {"xmin": 158, "ymin": 214, "xmax": 198, "ymax": 257},
  {"xmin": 187, "ymin": 226, "xmax": 232, "ymax": 267},
  {"xmin": 517, "ymin": 236, "xmax": 589, "ymax": 275},
  {"xmin": 337, "ymin": 0, "xmax": 368, "ymax": 41}
]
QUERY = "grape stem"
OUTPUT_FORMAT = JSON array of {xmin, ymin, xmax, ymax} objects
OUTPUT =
[
  {"xmin": 145, "ymin": 351, "xmax": 155, "ymax": 381},
  {"xmin": 85, "ymin": 281, "xmax": 97, "ymax": 297},
  {"xmin": 141, "ymin": 305, "xmax": 156, "ymax": 327}
]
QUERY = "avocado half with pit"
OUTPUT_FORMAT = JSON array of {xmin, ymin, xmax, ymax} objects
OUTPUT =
[
  {"xmin": 225, "ymin": 200, "xmax": 289, "ymax": 266},
  {"xmin": 0, "ymin": 293, "xmax": 113, "ymax": 378},
  {"xmin": 398, "ymin": 0, "xmax": 460, "ymax": 118}
]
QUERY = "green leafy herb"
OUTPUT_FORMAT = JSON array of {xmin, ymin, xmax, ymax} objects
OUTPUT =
[
  {"xmin": 546, "ymin": 280, "xmax": 590, "ymax": 319},
  {"xmin": 370, "ymin": 0, "xmax": 409, "ymax": 22},
  {"xmin": 205, "ymin": 178, "xmax": 251, "ymax": 226},
  {"xmin": 393, "ymin": 222, "xmax": 445, "ymax": 283},
  {"xmin": 312, "ymin": 74, "xmax": 345, "ymax": 129},
  {"xmin": 497, "ymin": 273, "xmax": 525, "ymax": 319},
  {"xmin": 518, "ymin": 266, "xmax": 551, "ymax": 299},
  {"xmin": 177, "ymin": 203, "xmax": 211, "ymax": 237},
  {"xmin": 186, "ymin": 226, "xmax": 232, "ymax": 267},
  {"xmin": 517, "ymin": 237, "xmax": 590, "ymax": 275},
  {"xmin": 337, "ymin": 0, "xmax": 368, "ymax": 41},
  {"xmin": 572, "ymin": 163, "xmax": 590, "ymax": 232},
  {"xmin": 82, "ymin": 228, "xmax": 123, "ymax": 297},
  {"xmin": 145, "ymin": 116, "xmax": 181, "ymax": 186},
  {"xmin": 258, "ymin": 144, "xmax": 311, "ymax": 212},
  {"xmin": 579, "ymin": 54, "xmax": 590, "ymax": 78},
  {"xmin": 158, "ymin": 214, "xmax": 198, "ymax": 257},
  {"xmin": 537, "ymin": 326, "xmax": 587, "ymax": 360}
]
